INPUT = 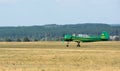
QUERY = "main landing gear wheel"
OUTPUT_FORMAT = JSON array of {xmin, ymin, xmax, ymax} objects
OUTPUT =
[{"xmin": 77, "ymin": 42, "xmax": 80, "ymax": 47}]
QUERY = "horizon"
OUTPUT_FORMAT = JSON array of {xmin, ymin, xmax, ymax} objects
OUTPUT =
[
  {"xmin": 0, "ymin": 23, "xmax": 119, "ymax": 27},
  {"xmin": 0, "ymin": 0, "xmax": 120, "ymax": 26}
]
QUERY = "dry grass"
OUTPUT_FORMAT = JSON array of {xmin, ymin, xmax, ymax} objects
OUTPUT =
[{"xmin": 0, "ymin": 41, "xmax": 120, "ymax": 71}]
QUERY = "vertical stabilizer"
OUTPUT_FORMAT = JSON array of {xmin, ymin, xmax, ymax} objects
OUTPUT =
[{"xmin": 100, "ymin": 31, "xmax": 109, "ymax": 41}]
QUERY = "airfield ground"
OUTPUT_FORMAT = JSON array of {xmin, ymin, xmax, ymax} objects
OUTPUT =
[{"xmin": 0, "ymin": 41, "xmax": 120, "ymax": 71}]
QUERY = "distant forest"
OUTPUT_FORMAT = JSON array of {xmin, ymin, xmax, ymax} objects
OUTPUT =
[{"xmin": 0, "ymin": 23, "xmax": 120, "ymax": 41}]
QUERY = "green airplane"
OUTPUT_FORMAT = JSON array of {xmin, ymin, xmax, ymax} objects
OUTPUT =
[{"xmin": 63, "ymin": 31, "xmax": 110, "ymax": 47}]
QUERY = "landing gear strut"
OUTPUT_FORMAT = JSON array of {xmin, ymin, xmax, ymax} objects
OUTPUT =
[
  {"xmin": 77, "ymin": 42, "xmax": 80, "ymax": 47},
  {"xmin": 66, "ymin": 42, "xmax": 69, "ymax": 47}
]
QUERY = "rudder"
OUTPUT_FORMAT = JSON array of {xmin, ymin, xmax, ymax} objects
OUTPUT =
[{"xmin": 100, "ymin": 31, "xmax": 109, "ymax": 41}]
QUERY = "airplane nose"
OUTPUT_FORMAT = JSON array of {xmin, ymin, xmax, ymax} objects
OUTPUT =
[{"xmin": 64, "ymin": 34, "xmax": 72, "ymax": 41}]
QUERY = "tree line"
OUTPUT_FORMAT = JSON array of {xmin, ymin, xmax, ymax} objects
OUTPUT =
[{"xmin": 0, "ymin": 23, "xmax": 120, "ymax": 42}]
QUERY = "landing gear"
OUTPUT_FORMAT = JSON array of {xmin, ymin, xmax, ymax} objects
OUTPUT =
[
  {"xmin": 66, "ymin": 42, "xmax": 69, "ymax": 47},
  {"xmin": 77, "ymin": 42, "xmax": 80, "ymax": 47},
  {"xmin": 66, "ymin": 41, "xmax": 80, "ymax": 47}
]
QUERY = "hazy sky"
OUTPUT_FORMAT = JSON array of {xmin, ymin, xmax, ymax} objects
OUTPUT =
[{"xmin": 0, "ymin": 0, "xmax": 120, "ymax": 26}]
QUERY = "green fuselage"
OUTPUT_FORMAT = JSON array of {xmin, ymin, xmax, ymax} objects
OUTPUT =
[
  {"xmin": 64, "ymin": 36, "xmax": 102, "ymax": 42},
  {"xmin": 72, "ymin": 36, "xmax": 102, "ymax": 42}
]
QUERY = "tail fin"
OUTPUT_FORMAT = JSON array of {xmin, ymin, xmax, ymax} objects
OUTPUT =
[{"xmin": 100, "ymin": 31, "xmax": 109, "ymax": 41}]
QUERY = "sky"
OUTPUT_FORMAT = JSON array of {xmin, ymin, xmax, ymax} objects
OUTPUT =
[{"xmin": 0, "ymin": 0, "xmax": 120, "ymax": 26}]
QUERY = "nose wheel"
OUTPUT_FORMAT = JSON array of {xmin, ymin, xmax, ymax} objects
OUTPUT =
[{"xmin": 66, "ymin": 42, "xmax": 69, "ymax": 47}]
